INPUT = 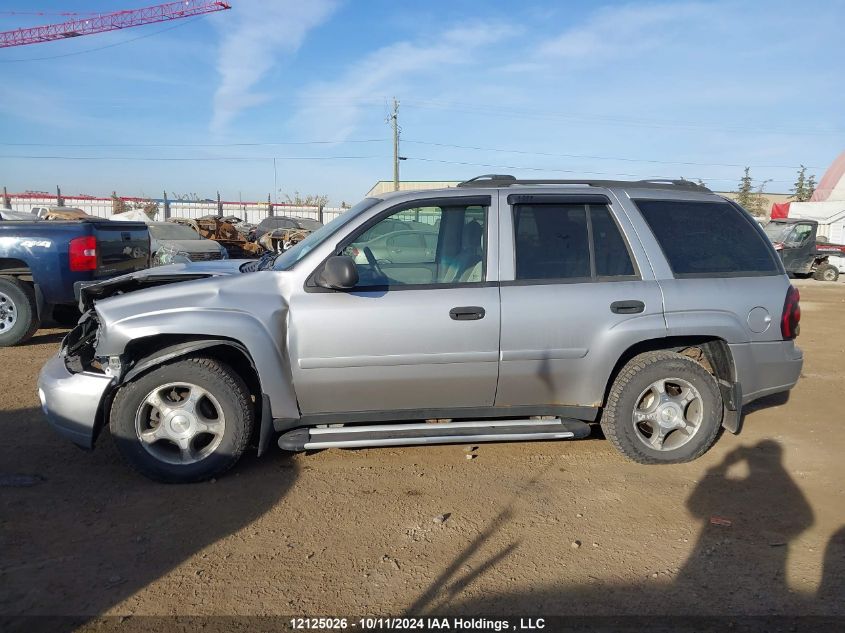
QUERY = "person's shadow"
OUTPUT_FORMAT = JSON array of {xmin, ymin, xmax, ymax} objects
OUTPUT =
[
  {"xmin": 673, "ymin": 440, "xmax": 815, "ymax": 610},
  {"xmin": 438, "ymin": 440, "xmax": 840, "ymax": 617}
]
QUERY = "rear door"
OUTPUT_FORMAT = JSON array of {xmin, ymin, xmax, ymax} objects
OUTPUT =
[
  {"xmin": 91, "ymin": 221, "xmax": 151, "ymax": 277},
  {"xmin": 495, "ymin": 191, "xmax": 666, "ymax": 410}
]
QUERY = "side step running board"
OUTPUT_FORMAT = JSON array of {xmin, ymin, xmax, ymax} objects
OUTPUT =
[{"xmin": 278, "ymin": 417, "xmax": 592, "ymax": 452}]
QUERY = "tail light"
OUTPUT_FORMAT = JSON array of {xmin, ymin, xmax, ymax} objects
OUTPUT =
[
  {"xmin": 781, "ymin": 285, "xmax": 801, "ymax": 339},
  {"xmin": 69, "ymin": 236, "xmax": 97, "ymax": 272}
]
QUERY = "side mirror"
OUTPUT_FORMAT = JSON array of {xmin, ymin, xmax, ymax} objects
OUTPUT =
[{"xmin": 317, "ymin": 255, "xmax": 359, "ymax": 290}]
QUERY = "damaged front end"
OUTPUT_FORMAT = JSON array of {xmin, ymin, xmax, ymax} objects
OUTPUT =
[{"xmin": 37, "ymin": 310, "xmax": 114, "ymax": 449}]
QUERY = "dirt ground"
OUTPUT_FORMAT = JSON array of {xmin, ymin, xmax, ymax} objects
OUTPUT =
[{"xmin": 1, "ymin": 279, "xmax": 843, "ymax": 627}]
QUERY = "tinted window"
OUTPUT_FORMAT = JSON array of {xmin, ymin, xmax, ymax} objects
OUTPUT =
[
  {"xmin": 591, "ymin": 206, "xmax": 635, "ymax": 276},
  {"xmin": 636, "ymin": 200, "xmax": 779, "ymax": 276},
  {"xmin": 514, "ymin": 205, "xmax": 590, "ymax": 280}
]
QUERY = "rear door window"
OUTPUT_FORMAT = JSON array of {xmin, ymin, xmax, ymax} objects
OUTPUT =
[
  {"xmin": 512, "ymin": 203, "xmax": 636, "ymax": 282},
  {"xmin": 635, "ymin": 200, "xmax": 780, "ymax": 277}
]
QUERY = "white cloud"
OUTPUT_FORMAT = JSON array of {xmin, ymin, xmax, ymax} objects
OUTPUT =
[
  {"xmin": 534, "ymin": 2, "xmax": 707, "ymax": 65},
  {"xmin": 211, "ymin": 0, "xmax": 339, "ymax": 132},
  {"xmin": 290, "ymin": 22, "xmax": 517, "ymax": 140}
]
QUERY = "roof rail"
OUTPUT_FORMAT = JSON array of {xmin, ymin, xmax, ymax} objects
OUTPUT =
[{"xmin": 456, "ymin": 174, "xmax": 711, "ymax": 192}]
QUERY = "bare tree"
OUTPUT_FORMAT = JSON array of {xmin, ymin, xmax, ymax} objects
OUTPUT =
[{"xmin": 283, "ymin": 191, "xmax": 329, "ymax": 207}]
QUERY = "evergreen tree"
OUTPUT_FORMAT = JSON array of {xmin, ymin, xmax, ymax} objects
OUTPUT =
[
  {"xmin": 735, "ymin": 167, "xmax": 754, "ymax": 209},
  {"xmin": 792, "ymin": 165, "xmax": 808, "ymax": 201},
  {"xmin": 791, "ymin": 165, "xmax": 817, "ymax": 202}
]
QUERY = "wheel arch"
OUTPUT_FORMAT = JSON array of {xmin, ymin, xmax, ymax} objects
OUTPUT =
[
  {"xmin": 0, "ymin": 257, "xmax": 32, "ymax": 276},
  {"xmin": 602, "ymin": 335, "xmax": 740, "ymax": 432},
  {"xmin": 98, "ymin": 335, "xmax": 276, "ymax": 455}
]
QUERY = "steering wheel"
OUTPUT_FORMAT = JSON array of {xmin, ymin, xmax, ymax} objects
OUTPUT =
[{"xmin": 363, "ymin": 246, "xmax": 388, "ymax": 280}]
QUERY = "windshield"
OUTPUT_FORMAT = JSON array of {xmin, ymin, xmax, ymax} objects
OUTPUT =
[
  {"xmin": 149, "ymin": 224, "xmax": 201, "ymax": 240},
  {"xmin": 272, "ymin": 198, "xmax": 380, "ymax": 271},
  {"xmin": 762, "ymin": 222, "xmax": 792, "ymax": 242}
]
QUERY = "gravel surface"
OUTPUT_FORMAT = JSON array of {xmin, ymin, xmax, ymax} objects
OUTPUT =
[{"xmin": 1, "ymin": 279, "xmax": 843, "ymax": 621}]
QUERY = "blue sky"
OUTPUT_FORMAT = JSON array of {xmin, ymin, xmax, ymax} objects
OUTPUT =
[{"xmin": 0, "ymin": 0, "xmax": 843, "ymax": 204}]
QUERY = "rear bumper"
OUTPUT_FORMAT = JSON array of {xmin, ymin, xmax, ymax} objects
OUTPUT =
[
  {"xmin": 729, "ymin": 340, "xmax": 803, "ymax": 405},
  {"xmin": 37, "ymin": 353, "xmax": 113, "ymax": 449}
]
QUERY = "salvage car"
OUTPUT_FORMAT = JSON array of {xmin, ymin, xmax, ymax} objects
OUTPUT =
[
  {"xmin": 168, "ymin": 216, "xmax": 262, "ymax": 258},
  {"xmin": 38, "ymin": 176, "xmax": 803, "ymax": 482},
  {"xmin": 148, "ymin": 222, "xmax": 228, "ymax": 266},
  {"xmin": 351, "ymin": 228, "xmax": 439, "ymax": 265}
]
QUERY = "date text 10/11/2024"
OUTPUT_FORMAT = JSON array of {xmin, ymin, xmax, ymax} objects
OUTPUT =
[{"xmin": 289, "ymin": 617, "xmax": 546, "ymax": 631}]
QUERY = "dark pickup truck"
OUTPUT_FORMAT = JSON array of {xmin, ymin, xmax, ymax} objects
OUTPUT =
[
  {"xmin": 763, "ymin": 218, "xmax": 845, "ymax": 282},
  {"xmin": 0, "ymin": 219, "xmax": 150, "ymax": 346}
]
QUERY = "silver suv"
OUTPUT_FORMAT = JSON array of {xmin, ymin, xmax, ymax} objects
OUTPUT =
[{"xmin": 38, "ymin": 176, "xmax": 804, "ymax": 483}]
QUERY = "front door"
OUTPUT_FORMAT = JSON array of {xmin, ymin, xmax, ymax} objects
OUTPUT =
[
  {"xmin": 289, "ymin": 196, "xmax": 501, "ymax": 415},
  {"xmin": 780, "ymin": 222, "xmax": 815, "ymax": 273}
]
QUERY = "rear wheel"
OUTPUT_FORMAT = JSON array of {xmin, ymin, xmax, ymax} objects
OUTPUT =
[
  {"xmin": 0, "ymin": 276, "xmax": 39, "ymax": 347},
  {"xmin": 600, "ymin": 351, "xmax": 722, "ymax": 464},
  {"xmin": 110, "ymin": 356, "xmax": 254, "ymax": 483},
  {"xmin": 813, "ymin": 264, "xmax": 839, "ymax": 282}
]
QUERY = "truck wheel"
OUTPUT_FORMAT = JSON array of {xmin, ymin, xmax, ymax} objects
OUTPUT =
[
  {"xmin": 600, "ymin": 351, "xmax": 722, "ymax": 464},
  {"xmin": 813, "ymin": 264, "xmax": 839, "ymax": 282},
  {"xmin": 0, "ymin": 276, "xmax": 40, "ymax": 347},
  {"xmin": 110, "ymin": 356, "xmax": 254, "ymax": 483}
]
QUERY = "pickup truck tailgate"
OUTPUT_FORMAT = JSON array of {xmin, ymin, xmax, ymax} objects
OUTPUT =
[{"xmin": 92, "ymin": 221, "xmax": 150, "ymax": 277}]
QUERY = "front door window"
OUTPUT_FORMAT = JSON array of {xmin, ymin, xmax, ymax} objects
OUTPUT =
[{"xmin": 343, "ymin": 203, "xmax": 487, "ymax": 287}]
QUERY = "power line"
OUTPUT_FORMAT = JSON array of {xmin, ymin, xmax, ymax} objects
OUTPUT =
[
  {"xmin": 0, "ymin": 139, "xmax": 389, "ymax": 148},
  {"xmin": 396, "ymin": 99, "xmax": 844, "ymax": 137},
  {"xmin": 0, "ymin": 136, "xmax": 817, "ymax": 171},
  {"xmin": 403, "ymin": 156, "xmax": 796, "ymax": 185},
  {"xmin": 402, "ymin": 140, "xmax": 824, "ymax": 171},
  {"xmin": 0, "ymin": 154, "xmax": 387, "ymax": 161}
]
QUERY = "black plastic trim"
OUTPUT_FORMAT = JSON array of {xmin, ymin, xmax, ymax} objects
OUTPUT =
[{"xmin": 507, "ymin": 194, "xmax": 610, "ymax": 205}]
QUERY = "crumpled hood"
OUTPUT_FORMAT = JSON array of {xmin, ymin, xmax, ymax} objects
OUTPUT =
[{"xmin": 79, "ymin": 259, "xmax": 249, "ymax": 310}]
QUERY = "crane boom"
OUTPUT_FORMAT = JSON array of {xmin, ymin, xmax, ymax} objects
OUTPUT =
[{"xmin": 0, "ymin": 1, "xmax": 231, "ymax": 49}]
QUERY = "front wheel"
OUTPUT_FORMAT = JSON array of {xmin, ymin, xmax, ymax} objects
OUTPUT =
[
  {"xmin": 813, "ymin": 263, "xmax": 839, "ymax": 282},
  {"xmin": 110, "ymin": 356, "xmax": 254, "ymax": 483},
  {"xmin": 600, "ymin": 351, "xmax": 722, "ymax": 464}
]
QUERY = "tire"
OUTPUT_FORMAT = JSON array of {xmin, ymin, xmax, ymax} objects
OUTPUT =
[
  {"xmin": 813, "ymin": 264, "xmax": 839, "ymax": 282},
  {"xmin": 600, "ymin": 351, "xmax": 722, "ymax": 464},
  {"xmin": 0, "ymin": 276, "xmax": 40, "ymax": 347},
  {"xmin": 109, "ymin": 356, "xmax": 254, "ymax": 483}
]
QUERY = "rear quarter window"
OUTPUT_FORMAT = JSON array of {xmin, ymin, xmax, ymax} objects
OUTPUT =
[{"xmin": 635, "ymin": 199, "xmax": 780, "ymax": 277}]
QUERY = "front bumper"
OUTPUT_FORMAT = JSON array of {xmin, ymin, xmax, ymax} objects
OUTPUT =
[
  {"xmin": 37, "ymin": 353, "xmax": 113, "ymax": 449},
  {"xmin": 729, "ymin": 340, "xmax": 804, "ymax": 405}
]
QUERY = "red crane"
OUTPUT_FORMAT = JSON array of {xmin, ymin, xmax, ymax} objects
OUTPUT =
[{"xmin": 0, "ymin": 1, "xmax": 231, "ymax": 49}]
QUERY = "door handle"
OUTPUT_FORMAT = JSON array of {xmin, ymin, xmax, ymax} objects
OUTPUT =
[
  {"xmin": 610, "ymin": 300, "xmax": 645, "ymax": 314},
  {"xmin": 450, "ymin": 306, "xmax": 485, "ymax": 321}
]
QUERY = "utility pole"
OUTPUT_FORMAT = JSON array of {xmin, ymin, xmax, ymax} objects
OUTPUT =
[{"xmin": 390, "ymin": 97, "xmax": 400, "ymax": 191}]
